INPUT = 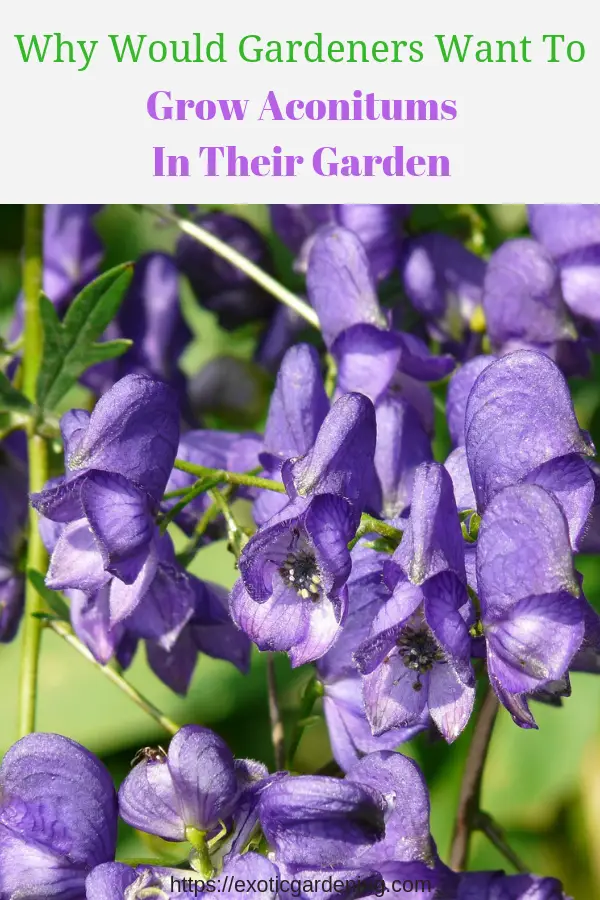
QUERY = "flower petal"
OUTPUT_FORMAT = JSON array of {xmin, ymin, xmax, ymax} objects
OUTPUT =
[
  {"xmin": 375, "ymin": 396, "xmax": 433, "ymax": 520},
  {"xmin": 464, "ymin": 350, "xmax": 593, "ymax": 510},
  {"xmin": 118, "ymin": 757, "xmax": 186, "ymax": 841},
  {"xmin": 476, "ymin": 483, "xmax": 579, "ymax": 620},
  {"xmin": 68, "ymin": 373, "xmax": 180, "ymax": 503},
  {"xmin": 524, "ymin": 453, "xmax": 596, "ymax": 551},
  {"xmin": 46, "ymin": 518, "xmax": 110, "ymax": 593},
  {"xmin": 81, "ymin": 471, "xmax": 156, "ymax": 584},
  {"xmin": 446, "ymin": 356, "xmax": 496, "ymax": 448},
  {"xmin": 306, "ymin": 226, "xmax": 386, "ymax": 347}
]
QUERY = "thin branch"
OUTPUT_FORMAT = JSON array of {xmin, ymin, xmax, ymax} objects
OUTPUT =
[
  {"xmin": 174, "ymin": 459, "xmax": 286, "ymax": 494},
  {"xmin": 266, "ymin": 654, "xmax": 285, "ymax": 770},
  {"xmin": 450, "ymin": 685, "xmax": 499, "ymax": 870},
  {"xmin": 475, "ymin": 812, "xmax": 529, "ymax": 874},
  {"xmin": 141, "ymin": 205, "xmax": 320, "ymax": 329},
  {"xmin": 45, "ymin": 618, "xmax": 181, "ymax": 736}
]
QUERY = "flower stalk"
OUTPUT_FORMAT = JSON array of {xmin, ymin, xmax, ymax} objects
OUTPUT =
[{"xmin": 17, "ymin": 204, "xmax": 49, "ymax": 738}]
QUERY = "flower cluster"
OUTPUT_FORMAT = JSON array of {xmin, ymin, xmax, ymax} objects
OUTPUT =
[
  {"xmin": 0, "ymin": 727, "xmax": 572, "ymax": 899},
  {"xmin": 2, "ymin": 202, "xmax": 599, "ymax": 899}
]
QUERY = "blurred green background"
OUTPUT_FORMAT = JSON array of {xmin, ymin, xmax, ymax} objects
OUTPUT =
[{"xmin": 0, "ymin": 204, "xmax": 599, "ymax": 897}]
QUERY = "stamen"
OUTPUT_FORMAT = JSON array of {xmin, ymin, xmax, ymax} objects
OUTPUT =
[
  {"xmin": 279, "ymin": 550, "xmax": 322, "ymax": 601},
  {"xmin": 395, "ymin": 626, "xmax": 445, "ymax": 691}
]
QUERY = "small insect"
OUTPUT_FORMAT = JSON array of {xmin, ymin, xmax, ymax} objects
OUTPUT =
[{"xmin": 130, "ymin": 745, "xmax": 167, "ymax": 767}]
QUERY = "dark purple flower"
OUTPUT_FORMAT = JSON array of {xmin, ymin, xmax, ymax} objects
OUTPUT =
[
  {"xmin": 317, "ymin": 546, "xmax": 421, "ymax": 771},
  {"xmin": 400, "ymin": 232, "xmax": 486, "ymax": 343},
  {"xmin": 0, "ymin": 448, "xmax": 28, "ymax": 642},
  {"xmin": 254, "ymin": 343, "xmax": 329, "ymax": 526},
  {"xmin": 164, "ymin": 428, "xmax": 262, "ymax": 535},
  {"xmin": 306, "ymin": 227, "xmax": 454, "ymax": 396},
  {"xmin": 10, "ymin": 205, "xmax": 103, "ymax": 341},
  {"xmin": 114, "ymin": 252, "xmax": 191, "ymax": 391},
  {"xmin": 31, "ymin": 374, "xmax": 180, "ymax": 603},
  {"xmin": 453, "ymin": 870, "xmax": 572, "ymax": 899},
  {"xmin": 0, "ymin": 733, "xmax": 117, "ymax": 899},
  {"xmin": 374, "ymin": 396, "xmax": 432, "ymax": 521},
  {"xmin": 476, "ymin": 483, "xmax": 587, "ymax": 727},
  {"xmin": 175, "ymin": 212, "xmax": 276, "ymax": 329},
  {"xmin": 231, "ymin": 493, "xmax": 355, "ymax": 666},
  {"xmin": 355, "ymin": 464, "xmax": 474, "ymax": 741},
  {"xmin": 271, "ymin": 204, "xmax": 409, "ymax": 280},
  {"xmin": 146, "ymin": 577, "xmax": 252, "ymax": 695},
  {"xmin": 482, "ymin": 239, "xmax": 578, "ymax": 357},
  {"xmin": 259, "ymin": 751, "xmax": 439, "ymax": 891}
]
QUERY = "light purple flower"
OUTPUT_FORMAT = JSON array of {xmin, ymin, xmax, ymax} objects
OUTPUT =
[{"xmin": 31, "ymin": 374, "xmax": 180, "ymax": 604}]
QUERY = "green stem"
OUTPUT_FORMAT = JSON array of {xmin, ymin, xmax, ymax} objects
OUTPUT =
[
  {"xmin": 349, "ymin": 515, "xmax": 403, "ymax": 551},
  {"xmin": 17, "ymin": 204, "xmax": 49, "ymax": 738},
  {"xmin": 174, "ymin": 459, "xmax": 286, "ymax": 494},
  {"xmin": 142, "ymin": 205, "xmax": 319, "ymax": 329},
  {"xmin": 45, "ymin": 618, "xmax": 181, "ymax": 736}
]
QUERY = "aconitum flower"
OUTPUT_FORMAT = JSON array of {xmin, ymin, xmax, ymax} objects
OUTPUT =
[
  {"xmin": 482, "ymin": 238, "xmax": 581, "ymax": 368},
  {"xmin": 453, "ymin": 870, "xmax": 572, "ymax": 899},
  {"xmin": 356, "ymin": 463, "xmax": 475, "ymax": 741},
  {"xmin": 528, "ymin": 204, "xmax": 600, "ymax": 328},
  {"xmin": 231, "ymin": 393, "xmax": 377, "ymax": 665},
  {"xmin": 254, "ymin": 343, "xmax": 329, "ymax": 526},
  {"xmin": 118, "ymin": 725, "xmax": 269, "ymax": 843},
  {"xmin": 306, "ymin": 227, "xmax": 455, "ymax": 400},
  {"xmin": 175, "ymin": 212, "xmax": 276, "ymax": 329},
  {"xmin": 317, "ymin": 546, "xmax": 422, "ymax": 771},
  {"xmin": 259, "ymin": 751, "xmax": 441, "ymax": 895},
  {"xmin": 0, "ymin": 733, "xmax": 117, "ymax": 899},
  {"xmin": 231, "ymin": 493, "xmax": 356, "ymax": 666},
  {"xmin": 463, "ymin": 350, "xmax": 595, "ymax": 542},
  {"xmin": 477, "ymin": 483, "xmax": 588, "ymax": 728},
  {"xmin": 446, "ymin": 355, "xmax": 496, "ymax": 447},
  {"xmin": 0, "ymin": 448, "xmax": 28, "ymax": 642},
  {"xmin": 400, "ymin": 232, "xmax": 486, "ymax": 350},
  {"xmin": 145, "ymin": 578, "xmax": 252, "ymax": 695},
  {"xmin": 87, "ymin": 854, "xmax": 279, "ymax": 900},
  {"xmin": 31, "ymin": 374, "xmax": 180, "ymax": 608},
  {"xmin": 271, "ymin": 204, "xmax": 410, "ymax": 279}
]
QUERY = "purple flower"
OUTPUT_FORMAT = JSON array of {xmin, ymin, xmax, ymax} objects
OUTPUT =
[
  {"xmin": 306, "ymin": 227, "xmax": 454, "ymax": 400},
  {"xmin": 446, "ymin": 355, "xmax": 496, "ymax": 448},
  {"xmin": 9, "ymin": 205, "xmax": 103, "ymax": 342},
  {"xmin": 528, "ymin": 204, "xmax": 600, "ymax": 328},
  {"xmin": 254, "ymin": 343, "xmax": 329, "ymax": 526},
  {"xmin": 355, "ymin": 464, "xmax": 475, "ymax": 741},
  {"xmin": 87, "ymin": 854, "xmax": 279, "ymax": 900},
  {"xmin": 482, "ymin": 239, "xmax": 579, "ymax": 362},
  {"xmin": 453, "ymin": 870, "xmax": 572, "ymax": 899},
  {"xmin": 0, "ymin": 733, "xmax": 117, "ymax": 899},
  {"xmin": 400, "ymin": 232, "xmax": 486, "ymax": 345},
  {"xmin": 231, "ymin": 493, "xmax": 355, "ymax": 666},
  {"xmin": 0, "ymin": 448, "xmax": 28, "ymax": 642},
  {"xmin": 118, "ymin": 726, "xmax": 269, "ymax": 845},
  {"xmin": 145, "ymin": 577, "xmax": 252, "ymax": 695},
  {"xmin": 175, "ymin": 212, "xmax": 276, "ymax": 329},
  {"xmin": 259, "ymin": 751, "xmax": 440, "ymax": 894},
  {"xmin": 464, "ymin": 350, "xmax": 595, "ymax": 523},
  {"xmin": 109, "ymin": 252, "xmax": 192, "ymax": 396},
  {"xmin": 271, "ymin": 204, "xmax": 409, "ymax": 280},
  {"xmin": 31, "ymin": 374, "xmax": 180, "ymax": 604},
  {"xmin": 317, "ymin": 546, "xmax": 421, "ymax": 771},
  {"xmin": 374, "ymin": 396, "xmax": 432, "ymax": 521},
  {"xmin": 476, "ymin": 483, "xmax": 587, "ymax": 727}
]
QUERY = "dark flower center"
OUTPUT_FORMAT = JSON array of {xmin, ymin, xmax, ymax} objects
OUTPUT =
[
  {"xmin": 279, "ymin": 550, "xmax": 322, "ymax": 601},
  {"xmin": 396, "ymin": 627, "xmax": 445, "ymax": 691}
]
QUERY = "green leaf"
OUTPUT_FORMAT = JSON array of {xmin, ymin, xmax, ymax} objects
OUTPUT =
[
  {"xmin": 27, "ymin": 568, "xmax": 71, "ymax": 620},
  {"xmin": 0, "ymin": 371, "xmax": 32, "ymax": 413},
  {"xmin": 36, "ymin": 264, "xmax": 134, "ymax": 410}
]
